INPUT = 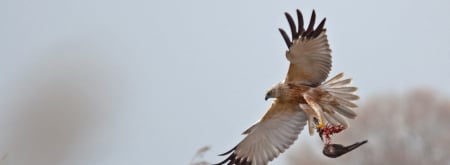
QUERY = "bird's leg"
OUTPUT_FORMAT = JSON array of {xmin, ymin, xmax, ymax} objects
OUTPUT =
[
  {"xmin": 303, "ymin": 95, "xmax": 325, "ymax": 129},
  {"xmin": 315, "ymin": 117, "xmax": 325, "ymax": 129},
  {"xmin": 299, "ymin": 104, "xmax": 320, "ymax": 135}
]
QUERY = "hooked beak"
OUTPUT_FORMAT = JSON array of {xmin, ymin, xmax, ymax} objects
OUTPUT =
[
  {"xmin": 265, "ymin": 91, "xmax": 273, "ymax": 101},
  {"xmin": 265, "ymin": 92, "xmax": 271, "ymax": 101}
]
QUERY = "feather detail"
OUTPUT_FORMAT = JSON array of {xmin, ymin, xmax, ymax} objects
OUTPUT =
[
  {"xmin": 319, "ymin": 73, "xmax": 359, "ymax": 121},
  {"xmin": 300, "ymin": 72, "xmax": 359, "ymax": 129},
  {"xmin": 215, "ymin": 102, "xmax": 307, "ymax": 165}
]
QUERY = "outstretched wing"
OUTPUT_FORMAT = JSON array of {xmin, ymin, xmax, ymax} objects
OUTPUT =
[
  {"xmin": 279, "ymin": 10, "xmax": 332, "ymax": 86},
  {"xmin": 215, "ymin": 102, "xmax": 307, "ymax": 165}
]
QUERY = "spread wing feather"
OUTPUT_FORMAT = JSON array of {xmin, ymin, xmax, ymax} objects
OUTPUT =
[
  {"xmin": 215, "ymin": 102, "xmax": 307, "ymax": 165},
  {"xmin": 280, "ymin": 10, "xmax": 332, "ymax": 87}
]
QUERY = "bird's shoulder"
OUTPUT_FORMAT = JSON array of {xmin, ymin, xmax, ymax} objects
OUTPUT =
[{"xmin": 261, "ymin": 100, "xmax": 299, "ymax": 121}]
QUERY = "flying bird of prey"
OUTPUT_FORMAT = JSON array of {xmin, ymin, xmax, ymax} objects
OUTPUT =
[{"xmin": 215, "ymin": 9, "xmax": 359, "ymax": 165}]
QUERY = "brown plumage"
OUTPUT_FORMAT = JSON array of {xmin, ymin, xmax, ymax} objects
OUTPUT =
[{"xmin": 215, "ymin": 9, "xmax": 359, "ymax": 165}]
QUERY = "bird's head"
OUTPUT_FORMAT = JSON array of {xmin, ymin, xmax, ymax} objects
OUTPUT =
[
  {"xmin": 265, "ymin": 90, "xmax": 274, "ymax": 101},
  {"xmin": 265, "ymin": 83, "xmax": 284, "ymax": 101}
]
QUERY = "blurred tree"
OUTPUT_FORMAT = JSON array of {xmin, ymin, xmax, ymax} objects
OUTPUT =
[
  {"xmin": 286, "ymin": 89, "xmax": 450, "ymax": 165},
  {"xmin": 0, "ymin": 42, "xmax": 116, "ymax": 165}
]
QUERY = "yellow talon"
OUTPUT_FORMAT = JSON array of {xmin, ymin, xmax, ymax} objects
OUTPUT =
[
  {"xmin": 303, "ymin": 95, "xmax": 325, "ymax": 130},
  {"xmin": 316, "ymin": 120, "xmax": 325, "ymax": 129}
]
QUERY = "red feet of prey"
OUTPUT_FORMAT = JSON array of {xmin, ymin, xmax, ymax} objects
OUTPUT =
[{"xmin": 318, "ymin": 124, "xmax": 345, "ymax": 145}]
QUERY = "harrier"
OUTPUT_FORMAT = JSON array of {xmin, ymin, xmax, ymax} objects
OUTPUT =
[{"xmin": 215, "ymin": 9, "xmax": 359, "ymax": 165}]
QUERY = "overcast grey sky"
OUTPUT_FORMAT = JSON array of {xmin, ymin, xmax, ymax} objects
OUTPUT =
[{"xmin": 1, "ymin": 0, "xmax": 450, "ymax": 165}]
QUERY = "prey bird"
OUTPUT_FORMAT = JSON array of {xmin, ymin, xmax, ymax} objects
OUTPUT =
[
  {"xmin": 215, "ymin": 9, "xmax": 360, "ymax": 165},
  {"xmin": 323, "ymin": 140, "xmax": 368, "ymax": 158}
]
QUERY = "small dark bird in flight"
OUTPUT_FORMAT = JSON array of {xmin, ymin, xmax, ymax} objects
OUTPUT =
[{"xmin": 323, "ymin": 140, "xmax": 368, "ymax": 158}]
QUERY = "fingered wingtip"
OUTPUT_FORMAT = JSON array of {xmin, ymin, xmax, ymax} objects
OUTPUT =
[{"xmin": 279, "ymin": 28, "xmax": 292, "ymax": 48}]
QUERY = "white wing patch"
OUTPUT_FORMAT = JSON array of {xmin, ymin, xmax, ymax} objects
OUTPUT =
[{"xmin": 216, "ymin": 107, "xmax": 308, "ymax": 165}]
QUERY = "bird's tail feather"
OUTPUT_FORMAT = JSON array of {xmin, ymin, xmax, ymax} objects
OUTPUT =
[
  {"xmin": 319, "ymin": 73, "xmax": 359, "ymax": 127},
  {"xmin": 303, "ymin": 73, "xmax": 359, "ymax": 134}
]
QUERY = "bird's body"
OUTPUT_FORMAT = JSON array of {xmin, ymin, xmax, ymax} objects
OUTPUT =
[
  {"xmin": 323, "ymin": 140, "xmax": 368, "ymax": 158},
  {"xmin": 215, "ymin": 9, "xmax": 361, "ymax": 165},
  {"xmin": 266, "ymin": 72, "xmax": 358, "ymax": 134},
  {"xmin": 264, "ymin": 82, "xmax": 309, "ymax": 103},
  {"xmin": 261, "ymin": 98, "xmax": 301, "ymax": 121}
]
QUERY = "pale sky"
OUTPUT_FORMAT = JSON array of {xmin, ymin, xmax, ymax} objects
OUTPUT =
[{"xmin": 1, "ymin": 0, "xmax": 450, "ymax": 165}]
